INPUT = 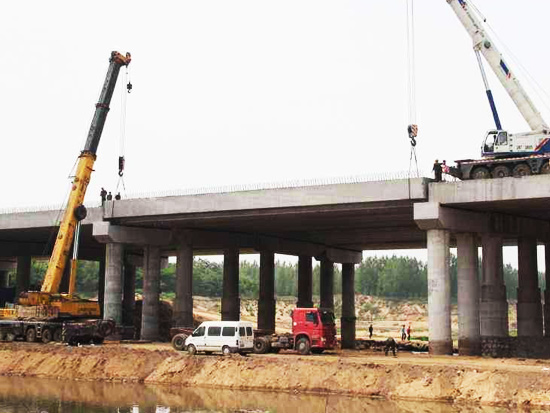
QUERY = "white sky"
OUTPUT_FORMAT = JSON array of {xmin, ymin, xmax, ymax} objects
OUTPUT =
[{"xmin": 1, "ymin": 1, "xmax": 549, "ymax": 268}]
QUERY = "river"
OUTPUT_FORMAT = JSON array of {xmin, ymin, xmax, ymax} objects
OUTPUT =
[{"xmin": 0, "ymin": 377, "xmax": 540, "ymax": 412}]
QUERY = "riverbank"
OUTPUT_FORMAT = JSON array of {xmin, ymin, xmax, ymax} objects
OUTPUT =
[{"xmin": 0, "ymin": 342, "xmax": 549, "ymax": 408}]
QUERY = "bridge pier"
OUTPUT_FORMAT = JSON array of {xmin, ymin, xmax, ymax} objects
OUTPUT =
[
  {"xmin": 98, "ymin": 255, "xmax": 105, "ymax": 318},
  {"xmin": 320, "ymin": 259, "xmax": 334, "ymax": 310},
  {"xmin": 173, "ymin": 242, "xmax": 194, "ymax": 328},
  {"xmin": 297, "ymin": 255, "xmax": 313, "ymax": 308},
  {"xmin": 480, "ymin": 235, "xmax": 508, "ymax": 337},
  {"xmin": 456, "ymin": 233, "xmax": 480, "ymax": 355},
  {"xmin": 545, "ymin": 243, "xmax": 550, "ymax": 337},
  {"xmin": 122, "ymin": 258, "xmax": 136, "ymax": 328},
  {"xmin": 141, "ymin": 246, "xmax": 161, "ymax": 341},
  {"xmin": 517, "ymin": 237, "xmax": 543, "ymax": 337},
  {"xmin": 427, "ymin": 229, "xmax": 452, "ymax": 355},
  {"xmin": 258, "ymin": 251, "xmax": 275, "ymax": 333},
  {"xmin": 15, "ymin": 256, "xmax": 31, "ymax": 297},
  {"xmin": 104, "ymin": 243, "xmax": 124, "ymax": 326},
  {"xmin": 0, "ymin": 270, "xmax": 8, "ymax": 288},
  {"xmin": 222, "ymin": 248, "xmax": 240, "ymax": 321},
  {"xmin": 341, "ymin": 263, "xmax": 356, "ymax": 349}
]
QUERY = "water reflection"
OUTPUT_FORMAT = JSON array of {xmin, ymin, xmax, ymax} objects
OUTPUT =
[{"xmin": 0, "ymin": 377, "xmax": 543, "ymax": 412}]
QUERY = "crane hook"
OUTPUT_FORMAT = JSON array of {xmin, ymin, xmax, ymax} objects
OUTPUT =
[{"xmin": 127, "ymin": 82, "xmax": 132, "ymax": 93}]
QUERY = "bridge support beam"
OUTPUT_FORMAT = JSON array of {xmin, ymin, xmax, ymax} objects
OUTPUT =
[
  {"xmin": 122, "ymin": 259, "xmax": 136, "ymax": 328},
  {"xmin": 517, "ymin": 238, "xmax": 543, "ymax": 337},
  {"xmin": 174, "ymin": 242, "xmax": 194, "ymax": 328},
  {"xmin": 427, "ymin": 229, "xmax": 452, "ymax": 355},
  {"xmin": 480, "ymin": 235, "xmax": 508, "ymax": 337},
  {"xmin": 320, "ymin": 259, "xmax": 334, "ymax": 311},
  {"xmin": 104, "ymin": 243, "xmax": 124, "ymax": 327},
  {"xmin": 141, "ymin": 246, "xmax": 161, "ymax": 341},
  {"xmin": 456, "ymin": 233, "xmax": 480, "ymax": 355},
  {"xmin": 258, "ymin": 251, "xmax": 275, "ymax": 333},
  {"xmin": 15, "ymin": 256, "xmax": 31, "ymax": 297},
  {"xmin": 222, "ymin": 248, "xmax": 240, "ymax": 321},
  {"xmin": 341, "ymin": 263, "xmax": 356, "ymax": 349},
  {"xmin": 297, "ymin": 256, "xmax": 313, "ymax": 308}
]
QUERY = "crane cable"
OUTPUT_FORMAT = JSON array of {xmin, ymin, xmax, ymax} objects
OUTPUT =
[
  {"xmin": 115, "ymin": 66, "xmax": 131, "ymax": 198},
  {"xmin": 406, "ymin": 0, "xmax": 420, "ymax": 181}
]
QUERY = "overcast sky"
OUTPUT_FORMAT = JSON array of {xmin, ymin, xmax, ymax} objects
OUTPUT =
[{"xmin": 2, "ymin": 1, "xmax": 549, "ymax": 267}]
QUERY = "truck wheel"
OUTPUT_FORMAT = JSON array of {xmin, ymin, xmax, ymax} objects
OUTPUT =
[
  {"xmin": 271, "ymin": 347, "xmax": 281, "ymax": 354},
  {"xmin": 25, "ymin": 328, "xmax": 37, "ymax": 343},
  {"xmin": 471, "ymin": 166, "xmax": 490, "ymax": 179},
  {"xmin": 171, "ymin": 334, "xmax": 188, "ymax": 351},
  {"xmin": 222, "ymin": 345, "xmax": 231, "ymax": 356},
  {"xmin": 41, "ymin": 328, "xmax": 52, "ymax": 344},
  {"xmin": 492, "ymin": 165, "xmax": 511, "ymax": 178},
  {"xmin": 296, "ymin": 337, "xmax": 311, "ymax": 355},
  {"xmin": 253, "ymin": 337, "xmax": 270, "ymax": 354},
  {"xmin": 53, "ymin": 329, "xmax": 62, "ymax": 342},
  {"xmin": 187, "ymin": 344, "xmax": 197, "ymax": 356},
  {"xmin": 513, "ymin": 163, "xmax": 531, "ymax": 177},
  {"xmin": 541, "ymin": 162, "xmax": 550, "ymax": 174}
]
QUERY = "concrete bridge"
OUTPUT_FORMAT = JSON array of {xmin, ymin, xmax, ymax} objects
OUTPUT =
[{"xmin": 1, "ymin": 174, "xmax": 550, "ymax": 356}]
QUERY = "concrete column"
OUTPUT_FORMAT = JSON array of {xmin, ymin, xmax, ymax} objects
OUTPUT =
[
  {"xmin": 427, "ymin": 229, "xmax": 452, "ymax": 355},
  {"xmin": 480, "ymin": 235, "xmax": 508, "ymax": 337},
  {"xmin": 341, "ymin": 263, "xmax": 356, "ymax": 349},
  {"xmin": 517, "ymin": 237, "xmax": 543, "ymax": 337},
  {"xmin": 221, "ymin": 248, "xmax": 240, "ymax": 321},
  {"xmin": 98, "ymin": 257, "xmax": 105, "ymax": 318},
  {"xmin": 320, "ymin": 259, "xmax": 334, "ymax": 310},
  {"xmin": 0, "ymin": 270, "xmax": 9, "ymax": 288},
  {"xmin": 122, "ymin": 260, "xmax": 136, "ymax": 327},
  {"xmin": 545, "ymin": 243, "xmax": 550, "ymax": 337},
  {"xmin": 456, "ymin": 233, "xmax": 481, "ymax": 356},
  {"xmin": 258, "ymin": 251, "xmax": 276, "ymax": 332},
  {"xmin": 297, "ymin": 255, "xmax": 313, "ymax": 308},
  {"xmin": 15, "ymin": 256, "xmax": 31, "ymax": 297},
  {"xmin": 104, "ymin": 243, "xmax": 124, "ymax": 326},
  {"xmin": 173, "ymin": 243, "xmax": 194, "ymax": 328},
  {"xmin": 141, "ymin": 246, "xmax": 161, "ymax": 341}
]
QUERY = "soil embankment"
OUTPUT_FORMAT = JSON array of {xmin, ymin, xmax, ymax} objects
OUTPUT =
[{"xmin": 1, "ymin": 343, "xmax": 550, "ymax": 408}]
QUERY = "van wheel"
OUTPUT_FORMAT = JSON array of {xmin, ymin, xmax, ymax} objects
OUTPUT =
[
  {"xmin": 187, "ymin": 344, "xmax": 197, "ymax": 356},
  {"xmin": 41, "ymin": 328, "xmax": 52, "ymax": 344},
  {"xmin": 222, "ymin": 346, "xmax": 231, "ymax": 356},
  {"xmin": 25, "ymin": 328, "xmax": 37, "ymax": 343},
  {"xmin": 171, "ymin": 334, "xmax": 187, "ymax": 351},
  {"xmin": 296, "ymin": 337, "xmax": 311, "ymax": 355}
]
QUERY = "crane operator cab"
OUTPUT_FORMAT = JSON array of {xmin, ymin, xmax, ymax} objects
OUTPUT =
[{"xmin": 482, "ymin": 130, "xmax": 509, "ymax": 156}]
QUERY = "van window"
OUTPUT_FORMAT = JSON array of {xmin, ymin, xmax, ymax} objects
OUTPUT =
[
  {"xmin": 222, "ymin": 327, "xmax": 235, "ymax": 337},
  {"xmin": 246, "ymin": 327, "xmax": 253, "ymax": 336},
  {"xmin": 192, "ymin": 326, "xmax": 205, "ymax": 337},
  {"xmin": 207, "ymin": 326, "xmax": 221, "ymax": 336},
  {"xmin": 239, "ymin": 327, "xmax": 245, "ymax": 336}
]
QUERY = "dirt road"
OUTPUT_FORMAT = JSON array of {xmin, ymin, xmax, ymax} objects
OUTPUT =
[{"xmin": 0, "ymin": 342, "xmax": 549, "ymax": 408}]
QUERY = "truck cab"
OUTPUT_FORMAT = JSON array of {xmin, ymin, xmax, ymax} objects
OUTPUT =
[{"xmin": 291, "ymin": 307, "xmax": 337, "ymax": 353}]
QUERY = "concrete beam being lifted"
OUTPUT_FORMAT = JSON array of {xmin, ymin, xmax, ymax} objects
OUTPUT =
[
  {"xmin": 93, "ymin": 223, "xmax": 362, "ymax": 263},
  {"xmin": 414, "ymin": 203, "xmax": 550, "ymax": 239}
]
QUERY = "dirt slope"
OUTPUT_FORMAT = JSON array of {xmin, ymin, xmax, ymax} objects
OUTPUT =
[{"xmin": 0, "ymin": 343, "xmax": 549, "ymax": 408}]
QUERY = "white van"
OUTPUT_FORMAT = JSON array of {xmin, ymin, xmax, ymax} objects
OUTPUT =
[{"xmin": 185, "ymin": 321, "xmax": 254, "ymax": 355}]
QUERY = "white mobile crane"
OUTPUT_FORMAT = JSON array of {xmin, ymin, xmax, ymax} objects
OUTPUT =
[{"xmin": 445, "ymin": 0, "xmax": 550, "ymax": 179}]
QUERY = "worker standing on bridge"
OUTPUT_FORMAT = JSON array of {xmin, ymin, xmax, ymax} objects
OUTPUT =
[
  {"xmin": 100, "ymin": 188, "xmax": 107, "ymax": 205},
  {"xmin": 107, "ymin": 192, "xmax": 113, "ymax": 201},
  {"xmin": 433, "ymin": 160, "xmax": 442, "ymax": 182}
]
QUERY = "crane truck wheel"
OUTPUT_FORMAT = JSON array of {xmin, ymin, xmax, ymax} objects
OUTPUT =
[
  {"xmin": 41, "ymin": 328, "xmax": 52, "ymax": 344},
  {"xmin": 513, "ymin": 163, "xmax": 531, "ymax": 177},
  {"xmin": 492, "ymin": 165, "xmax": 511, "ymax": 179},
  {"xmin": 541, "ymin": 162, "xmax": 550, "ymax": 174},
  {"xmin": 471, "ymin": 166, "xmax": 491, "ymax": 179},
  {"xmin": 53, "ymin": 328, "xmax": 62, "ymax": 342},
  {"xmin": 171, "ymin": 333, "xmax": 188, "ymax": 351},
  {"xmin": 296, "ymin": 337, "xmax": 311, "ymax": 355},
  {"xmin": 253, "ymin": 336, "xmax": 270, "ymax": 354},
  {"xmin": 25, "ymin": 328, "xmax": 37, "ymax": 343}
]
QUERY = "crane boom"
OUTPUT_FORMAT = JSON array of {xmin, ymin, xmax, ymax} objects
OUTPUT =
[
  {"xmin": 40, "ymin": 51, "xmax": 131, "ymax": 294},
  {"xmin": 446, "ymin": 0, "xmax": 548, "ymax": 132}
]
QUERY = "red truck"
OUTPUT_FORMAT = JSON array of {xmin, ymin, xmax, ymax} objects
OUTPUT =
[{"xmin": 253, "ymin": 307, "xmax": 337, "ymax": 355}]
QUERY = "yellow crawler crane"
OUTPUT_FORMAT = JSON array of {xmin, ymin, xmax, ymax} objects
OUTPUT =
[{"xmin": 0, "ymin": 52, "xmax": 131, "ymax": 344}]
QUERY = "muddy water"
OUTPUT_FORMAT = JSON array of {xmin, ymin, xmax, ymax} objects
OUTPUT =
[{"xmin": 0, "ymin": 377, "xmax": 541, "ymax": 413}]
